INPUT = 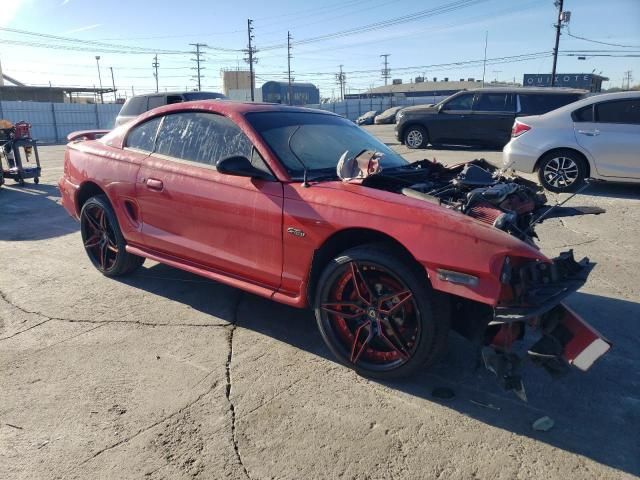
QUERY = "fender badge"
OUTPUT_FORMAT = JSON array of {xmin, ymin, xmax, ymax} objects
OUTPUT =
[{"xmin": 287, "ymin": 227, "xmax": 305, "ymax": 238}]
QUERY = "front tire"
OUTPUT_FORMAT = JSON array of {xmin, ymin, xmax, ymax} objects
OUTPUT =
[
  {"xmin": 403, "ymin": 125, "xmax": 428, "ymax": 149},
  {"xmin": 538, "ymin": 150, "xmax": 586, "ymax": 193},
  {"xmin": 80, "ymin": 195, "xmax": 144, "ymax": 277},
  {"xmin": 314, "ymin": 245, "xmax": 449, "ymax": 380}
]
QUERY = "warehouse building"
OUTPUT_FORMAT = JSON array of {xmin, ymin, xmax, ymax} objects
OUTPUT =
[{"xmin": 347, "ymin": 78, "xmax": 515, "ymax": 99}]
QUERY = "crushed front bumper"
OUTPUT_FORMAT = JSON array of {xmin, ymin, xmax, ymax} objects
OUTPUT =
[{"xmin": 483, "ymin": 251, "xmax": 610, "ymax": 397}]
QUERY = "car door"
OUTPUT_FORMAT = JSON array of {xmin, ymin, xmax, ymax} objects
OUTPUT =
[
  {"xmin": 574, "ymin": 98, "xmax": 640, "ymax": 178},
  {"xmin": 135, "ymin": 111, "xmax": 284, "ymax": 289},
  {"xmin": 429, "ymin": 92, "xmax": 476, "ymax": 144},
  {"xmin": 470, "ymin": 92, "xmax": 514, "ymax": 146}
]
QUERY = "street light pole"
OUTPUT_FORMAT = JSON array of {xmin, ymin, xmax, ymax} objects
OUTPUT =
[
  {"xmin": 95, "ymin": 56, "xmax": 104, "ymax": 104},
  {"xmin": 109, "ymin": 67, "xmax": 117, "ymax": 102}
]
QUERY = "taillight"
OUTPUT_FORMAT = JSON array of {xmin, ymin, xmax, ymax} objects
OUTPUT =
[{"xmin": 511, "ymin": 121, "xmax": 531, "ymax": 138}]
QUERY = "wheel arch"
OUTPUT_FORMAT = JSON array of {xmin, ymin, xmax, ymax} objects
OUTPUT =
[
  {"xmin": 306, "ymin": 227, "xmax": 425, "ymax": 307},
  {"xmin": 75, "ymin": 181, "xmax": 108, "ymax": 216},
  {"xmin": 534, "ymin": 147, "xmax": 592, "ymax": 178}
]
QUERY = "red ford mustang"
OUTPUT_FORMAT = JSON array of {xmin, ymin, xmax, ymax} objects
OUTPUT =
[{"xmin": 59, "ymin": 101, "xmax": 609, "ymax": 394}]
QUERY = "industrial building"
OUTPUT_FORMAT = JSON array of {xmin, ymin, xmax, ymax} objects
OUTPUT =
[
  {"xmin": 221, "ymin": 69, "xmax": 257, "ymax": 101},
  {"xmin": 261, "ymin": 81, "xmax": 320, "ymax": 105},
  {"xmin": 347, "ymin": 78, "xmax": 515, "ymax": 99}
]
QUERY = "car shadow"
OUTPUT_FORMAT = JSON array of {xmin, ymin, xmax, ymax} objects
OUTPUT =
[
  {"xmin": 0, "ymin": 183, "xmax": 79, "ymax": 241},
  {"xmin": 427, "ymin": 144, "xmax": 504, "ymax": 152},
  {"xmin": 580, "ymin": 181, "xmax": 640, "ymax": 200},
  {"xmin": 121, "ymin": 263, "xmax": 639, "ymax": 476}
]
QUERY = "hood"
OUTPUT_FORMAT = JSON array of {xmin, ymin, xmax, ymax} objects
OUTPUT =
[{"xmin": 400, "ymin": 104, "xmax": 437, "ymax": 115}]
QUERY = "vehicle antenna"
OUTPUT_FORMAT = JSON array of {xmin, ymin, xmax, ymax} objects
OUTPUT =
[{"xmin": 287, "ymin": 125, "xmax": 309, "ymax": 187}]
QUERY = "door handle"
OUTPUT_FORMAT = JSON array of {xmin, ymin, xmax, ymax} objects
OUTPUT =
[
  {"xmin": 145, "ymin": 178, "xmax": 164, "ymax": 191},
  {"xmin": 577, "ymin": 129, "xmax": 600, "ymax": 137}
]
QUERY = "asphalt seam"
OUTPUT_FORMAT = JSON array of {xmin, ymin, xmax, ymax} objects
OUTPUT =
[
  {"xmin": 74, "ymin": 379, "xmax": 222, "ymax": 470},
  {"xmin": 226, "ymin": 291, "xmax": 252, "ymax": 480},
  {"xmin": 0, "ymin": 288, "xmax": 232, "ymax": 340}
]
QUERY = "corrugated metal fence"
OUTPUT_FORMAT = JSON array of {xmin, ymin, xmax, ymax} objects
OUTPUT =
[
  {"xmin": 307, "ymin": 95, "xmax": 448, "ymax": 121},
  {"xmin": 0, "ymin": 102, "xmax": 120, "ymax": 143}
]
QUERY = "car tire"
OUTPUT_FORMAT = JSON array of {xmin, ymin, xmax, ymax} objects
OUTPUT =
[
  {"xmin": 314, "ymin": 244, "xmax": 449, "ymax": 380},
  {"xmin": 537, "ymin": 150, "xmax": 587, "ymax": 193},
  {"xmin": 80, "ymin": 195, "xmax": 145, "ymax": 277},
  {"xmin": 403, "ymin": 125, "xmax": 428, "ymax": 149}
]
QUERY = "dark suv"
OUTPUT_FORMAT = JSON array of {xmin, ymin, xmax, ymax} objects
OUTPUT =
[
  {"xmin": 395, "ymin": 87, "xmax": 586, "ymax": 149},
  {"xmin": 115, "ymin": 91, "xmax": 227, "ymax": 127}
]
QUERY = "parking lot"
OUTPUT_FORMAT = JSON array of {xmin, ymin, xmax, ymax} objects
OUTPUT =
[{"xmin": 1, "ymin": 127, "xmax": 639, "ymax": 479}]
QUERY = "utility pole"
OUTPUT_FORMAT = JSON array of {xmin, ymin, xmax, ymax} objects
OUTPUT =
[
  {"xmin": 152, "ymin": 55, "xmax": 159, "ymax": 93},
  {"xmin": 95, "ymin": 56, "xmax": 103, "ymax": 104},
  {"xmin": 245, "ymin": 19, "xmax": 256, "ymax": 101},
  {"xmin": 380, "ymin": 54, "xmax": 390, "ymax": 86},
  {"xmin": 492, "ymin": 70, "xmax": 502, "ymax": 83},
  {"xmin": 551, "ymin": 0, "xmax": 564, "ymax": 86},
  {"xmin": 287, "ymin": 31, "xmax": 293, "ymax": 105},
  {"xmin": 623, "ymin": 70, "xmax": 633, "ymax": 90},
  {"xmin": 109, "ymin": 67, "xmax": 116, "ymax": 102},
  {"xmin": 336, "ymin": 65, "xmax": 346, "ymax": 101},
  {"xmin": 190, "ymin": 43, "xmax": 207, "ymax": 91},
  {"xmin": 481, "ymin": 31, "xmax": 488, "ymax": 87}
]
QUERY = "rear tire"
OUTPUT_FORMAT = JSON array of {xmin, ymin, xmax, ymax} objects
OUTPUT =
[
  {"xmin": 80, "ymin": 195, "xmax": 145, "ymax": 277},
  {"xmin": 537, "ymin": 150, "xmax": 586, "ymax": 193},
  {"xmin": 314, "ymin": 244, "xmax": 449, "ymax": 380},
  {"xmin": 403, "ymin": 125, "xmax": 428, "ymax": 149}
]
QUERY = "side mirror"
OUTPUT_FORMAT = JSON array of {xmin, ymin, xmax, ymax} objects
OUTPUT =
[
  {"xmin": 217, "ymin": 156, "xmax": 271, "ymax": 180},
  {"xmin": 437, "ymin": 104, "xmax": 444, "ymax": 113}
]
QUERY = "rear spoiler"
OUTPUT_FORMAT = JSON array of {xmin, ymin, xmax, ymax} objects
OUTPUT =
[{"xmin": 67, "ymin": 130, "xmax": 111, "ymax": 142}]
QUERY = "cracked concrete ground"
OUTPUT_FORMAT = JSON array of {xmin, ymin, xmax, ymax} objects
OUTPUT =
[{"xmin": 1, "ymin": 131, "xmax": 639, "ymax": 479}]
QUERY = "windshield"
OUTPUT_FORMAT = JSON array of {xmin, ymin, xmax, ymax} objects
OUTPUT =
[{"xmin": 246, "ymin": 111, "xmax": 408, "ymax": 178}]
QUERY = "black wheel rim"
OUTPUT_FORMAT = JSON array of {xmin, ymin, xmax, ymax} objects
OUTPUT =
[
  {"xmin": 81, "ymin": 204, "xmax": 119, "ymax": 272},
  {"xmin": 319, "ymin": 261, "xmax": 421, "ymax": 371}
]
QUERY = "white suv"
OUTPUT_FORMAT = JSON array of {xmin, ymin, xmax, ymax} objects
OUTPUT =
[{"xmin": 503, "ymin": 91, "xmax": 640, "ymax": 192}]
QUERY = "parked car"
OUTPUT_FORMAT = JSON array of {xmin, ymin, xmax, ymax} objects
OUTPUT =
[
  {"xmin": 374, "ymin": 106, "xmax": 405, "ymax": 124},
  {"xmin": 115, "ymin": 91, "xmax": 226, "ymax": 127},
  {"xmin": 504, "ymin": 91, "xmax": 640, "ymax": 192},
  {"xmin": 58, "ymin": 101, "xmax": 609, "ymax": 387},
  {"xmin": 355, "ymin": 110, "xmax": 379, "ymax": 125},
  {"xmin": 396, "ymin": 87, "xmax": 586, "ymax": 149}
]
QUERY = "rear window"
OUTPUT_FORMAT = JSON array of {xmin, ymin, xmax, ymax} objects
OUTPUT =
[
  {"xmin": 183, "ymin": 92, "xmax": 226, "ymax": 101},
  {"xmin": 119, "ymin": 96, "xmax": 148, "ymax": 116},
  {"xmin": 518, "ymin": 93, "xmax": 582, "ymax": 115},
  {"xmin": 147, "ymin": 95, "xmax": 165, "ymax": 110},
  {"xmin": 595, "ymin": 99, "xmax": 640, "ymax": 125}
]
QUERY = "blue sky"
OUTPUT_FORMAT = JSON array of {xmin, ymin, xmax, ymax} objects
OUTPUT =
[{"xmin": 1, "ymin": 0, "xmax": 638, "ymax": 98}]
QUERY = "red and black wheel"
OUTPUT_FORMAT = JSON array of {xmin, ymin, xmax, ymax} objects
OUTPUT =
[
  {"xmin": 314, "ymin": 245, "xmax": 449, "ymax": 379},
  {"xmin": 80, "ymin": 195, "xmax": 145, "ymax": 277}
]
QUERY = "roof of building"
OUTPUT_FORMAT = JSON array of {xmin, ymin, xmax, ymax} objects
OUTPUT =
[{"xmin": 261, "ymin": 81, "xmax": 319, "ymax": 89}]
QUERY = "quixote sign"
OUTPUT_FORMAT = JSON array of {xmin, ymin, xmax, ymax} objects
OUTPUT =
[{"xmin": 523, "ymin": 74, "xmax": 594, "ymax": 89}]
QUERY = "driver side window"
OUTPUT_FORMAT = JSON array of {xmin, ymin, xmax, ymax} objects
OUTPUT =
[{"xmin": 442, "ymin": 93, "xmax": 474, "ymax": 111}]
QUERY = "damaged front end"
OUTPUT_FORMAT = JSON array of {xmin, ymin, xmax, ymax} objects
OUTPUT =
[
  {"xmin": 479, "ymin": 250, "xmax": 610, "ymax": 400},
  {"xmin": 359, "ymin": 157, "xmax": 604, "ymax": 244}
]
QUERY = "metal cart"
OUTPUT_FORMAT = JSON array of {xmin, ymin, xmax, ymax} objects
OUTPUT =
[{"xmin": 0, "ymin": 121, "xmax": 41, "ymax": 186}]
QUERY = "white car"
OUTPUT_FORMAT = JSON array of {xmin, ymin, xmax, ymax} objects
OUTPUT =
[{"xmin": 503, "ymin": 91, "xmax": 640, "ymax": 192}]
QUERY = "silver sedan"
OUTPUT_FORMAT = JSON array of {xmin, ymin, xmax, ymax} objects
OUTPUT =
[{"xmin": 503, "ymin": 91, "xmax": 640, "ymax": 192}]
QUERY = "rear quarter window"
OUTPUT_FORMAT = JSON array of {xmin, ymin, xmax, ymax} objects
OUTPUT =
[
  {"xmin": 119, "ymin": 96, "xmax": 148, "ymax": 116},
  {"xmin": 519, "ymin": 93, "xmax": 582, "ymax": 115},
  {"xmin": 572, "ymin": 105, "xmax": 594, "ymax": 122},
  {"xmin": 125, "ymin": 117, "xmax": 162, "ymax": 152}
]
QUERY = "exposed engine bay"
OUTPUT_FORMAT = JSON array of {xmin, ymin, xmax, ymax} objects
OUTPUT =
[{"xmin": 344, "ymin": 154, "xmax": 604, "ymax": 244}]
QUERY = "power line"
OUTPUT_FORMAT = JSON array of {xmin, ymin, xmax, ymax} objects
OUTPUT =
[
  {"xmin": 259, "ymin": 0, "xmax": 488, "ymax": 51},
  {"xmin": 567, "ymin": 27, "xmax": 640, "ymax": 49}
]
